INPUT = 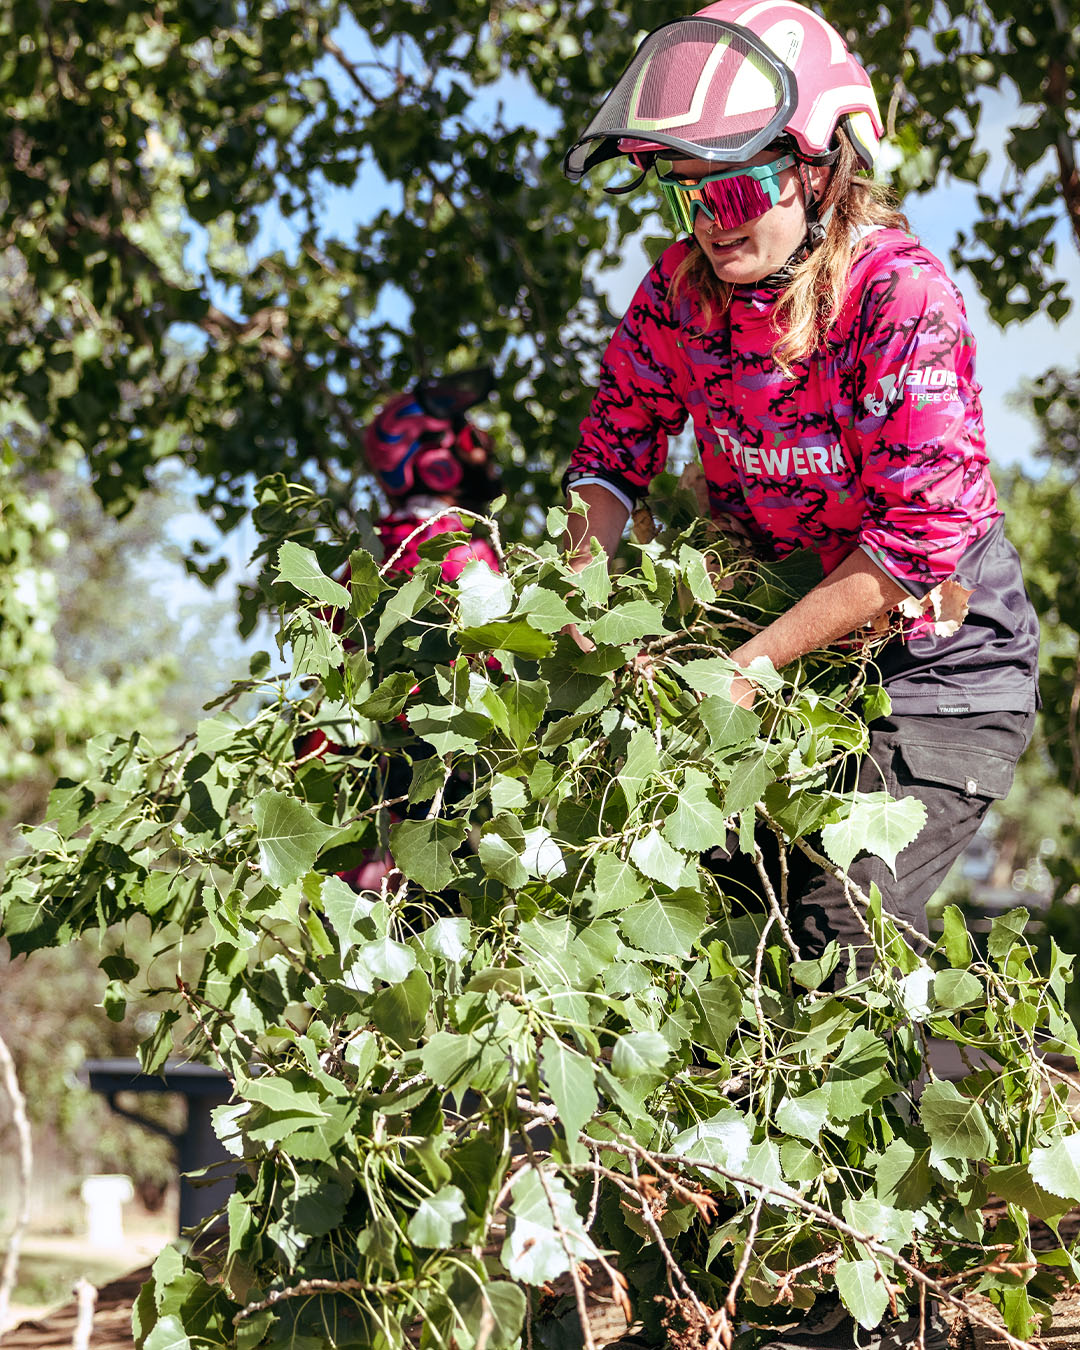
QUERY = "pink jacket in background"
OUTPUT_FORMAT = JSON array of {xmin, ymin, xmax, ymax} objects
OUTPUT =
[{"xmin": 376, "ymin": 505, "xmax": 500, "ymax": 581}]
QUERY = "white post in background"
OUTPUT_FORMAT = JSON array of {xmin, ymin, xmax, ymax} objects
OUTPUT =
[{"xmin": 79, "ymin": 1174, "xmax": 134, "ymax": 1248}]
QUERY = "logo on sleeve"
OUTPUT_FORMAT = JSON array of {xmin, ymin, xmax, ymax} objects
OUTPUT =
[{"xmin": 865, "ymin": 367, "xmax": 960, "ymax": 415}]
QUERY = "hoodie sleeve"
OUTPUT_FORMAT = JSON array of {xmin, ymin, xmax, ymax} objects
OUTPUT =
[
  {"xmin": 848, "ymin": 245, "xmax": 998, "ymax": 598},
  {"xmin": 566, "ymin": 244, "xmax": 692, "ymax": 503}
]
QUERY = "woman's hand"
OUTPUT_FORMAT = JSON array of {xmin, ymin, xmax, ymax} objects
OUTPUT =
[{"xmin": 728, "ymin": 667, "xmax": 759, "ymax": 709}]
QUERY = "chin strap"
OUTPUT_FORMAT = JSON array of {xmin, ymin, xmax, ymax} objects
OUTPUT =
[{"xmin": 753, "ymin": 151, "xmax": 836, "ymax": 290}]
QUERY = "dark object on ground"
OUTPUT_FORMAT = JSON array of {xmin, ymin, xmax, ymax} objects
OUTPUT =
[
  {"xmin": 762, "ymin": 1293, "xmax": 949, "ymax": 1349},
  {"xmin": 79, "ymin": 1059, "xmax": 233, "ymax": 1230}
]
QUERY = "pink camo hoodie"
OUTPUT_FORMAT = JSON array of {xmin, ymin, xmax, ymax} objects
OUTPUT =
[
  {"xmin": 568, "ymin": 228, "xmax": 1040, "ymax": 713},
  {"xmin": 571, "ymin": 228, "xmax": 998, "ymax": 596}
]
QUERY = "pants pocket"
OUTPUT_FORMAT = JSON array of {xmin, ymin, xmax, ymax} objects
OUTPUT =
[{"xmin": 897, "ymin": 740, "xmax": 1019, "ymax": 801}]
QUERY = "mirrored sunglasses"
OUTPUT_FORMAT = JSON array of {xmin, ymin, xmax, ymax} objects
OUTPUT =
[{"xmin": 657, "ymin": 154, "xmax": 796, "ymax": 234}]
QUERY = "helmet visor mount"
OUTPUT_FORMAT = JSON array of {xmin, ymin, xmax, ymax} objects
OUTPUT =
[
  {"xmin": 564, "ymin": 18, "xmax": 797, "ymax": 181},
  {"xmin": 657, "ymin": 153, "xmax": 796, "ymax": 233}
]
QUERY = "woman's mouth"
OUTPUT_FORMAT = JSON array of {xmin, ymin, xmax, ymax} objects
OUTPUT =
[{"xmin": 710, "ymin": 235, "xmax": 748, "ymax": 253}]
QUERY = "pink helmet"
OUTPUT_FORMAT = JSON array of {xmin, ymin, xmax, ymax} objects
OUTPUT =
[
  {"xmin": 563, "ymin": 0, "xmax": 883, "ymax": 179},
  {"xmin": 364, "ymin": 368, "xmax": 494, "ymax": 499}
]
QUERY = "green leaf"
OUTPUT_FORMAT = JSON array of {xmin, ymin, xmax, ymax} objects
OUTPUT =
[
  {"xmin": 458, "ymin": 619, "xmax": 554, "ymax": 658},
  {"xmin": 1029, "ymin": 1133, "xmax": 1080, "ymax": 1203},
  {"xmin": 541, "ymin": 1037, "xmax": 597, "ymax": 1156},
  {"xmin": 776, "ymin": 1090, "xmax": 830, "ymax": 1144},
  {"xmin": 620, "ymin": 893, "xmax": 706, "ymax": 958},
  {"xmin": 375, "ymin": 574, "xmax": 430, "ymax": 646},
  {"xmin": 834, "ymin": 1258, "xmax": 889, "ymax": 1331},
  {"xmin": 290, "ymin": 610, "xmax": 343, "ymax": 679},
  {"xmin": 347, "ymin": 548, "xmax": 387, "ymax": 617},
  {"xmin": 933, "ymin": 969, "xmax": 983, "ymax": 1010},
  {"xmin": 356, "ymin": 671, "xmax": 416, "ymax": 720},
  {"xmin": 698, "ymin": 694, "xmax": 761, "ymax": 749},
  {"xmin": 723, "ymin": 753, "xmax": 770, "ymax": 816},
  {"xmin": 276, "ymin": 541, "xmax": 351, "ymax": 608},
  {"xmin": 503, "ymin": 1167, "xmax": 597, "ymax": 1284},
  {"xmin": 620, "ymin": 726, "xmax": 661, "ymax": 809},
  {"xmin": 576, "ymin": 556, "xmax": 611, "ymax": 607},
  {"xmin": 629, "ymin": 828, "xmax": 692, "ymax": 885},
  {"xmin": 459, "ymin": 1282, "xmax": 526, "ymax": 1350},
  {"xmin": 407, "ymin": 1185, "xmax": 467, "ymax": 1248},
  {"xmin": 490, "ymin": 773, "xmax": 528, "ymax": 813},
  {"xmin": 678, "ymin": 657, "xmax": 739, "ymax": 698},
  {"xmin": 668, "ymin": 1109, "xmax": 751, "ymax": 1174},
  {"xmin": 678, "ymin": 544, "xmax": 717, "ymax": 603},
  {"xmin": 239, "ymin": 1074, "xmax": 328, "ymax": 1119},
  {"xmin": 354, "ymin": 936, "xmax": 417, "ymax": 986},
  {"xmin": 521, "ymin": 826, "xmax": 566, "ymax": 880},
  {"xmin": 874, "ymin": 1137, "xmax": 935, "ymax": 1211},
  {"xmin": 988, "ymin": 907, "xmax": 1030, "ymax": 960},
  {"xmin": 494, "ymin": 678, "xmax": 548, "ymax": 750},
  {"xmin": 589, "ymin": 598, "xmax": 667, "ymax": 646},
  {"xmin": 390, "ymin": 818, "xmax": 467, "ymax": 891},
  {"xmin": 516, "ymin": 583, "xmax": 577, "ymax": 632},
  {"xmin": 143, "ymin": 1314, "xmax": 192, "ymax": 1350},
  {"xmin": 610, "ymin": 1030, "xmax": 671, "ymax": 1079},
  {"xmin": 370, "ymin": 968, "xmax": 431, "ymax": 1048},
  {"xmin": 588, "ymin": 853, "xmax": 647, "ymax": 916},
  {"xmin": 689, "ymin": 977, "xmax": 741, "ymax": 1057},
  {"xmin": 252, "ymin": 790, "xmax": 337, "ymax": 888},
  {"xmin": 790, "ymin": 941, "xmax": 840, "ymax": 990},
  {"xmin": 821, "ymin": 792, "xmax": 927, "ymax": 874},
  {"xmin": 456, "ymin": 559, "xmax": 513, "ymax": 626},
  {"xmin": 987, "ymin": 1163, "xmax": 1073, "ymax": 1223},
  {"xmin": 824, "ymin": 1028, "xmax": 895, "ymax": 1121},
  {"xmin": 940, "ymin": 904, "xmax": 972, "ymax": 968},
  {"xmin": 408, "ymin": 701, "xmax": 490, "ymax": 756},
  {"xmin": 662, "ymin": 768, "xmax": 728, "ymax": 851},
  {"xmin": 421, "ymin": 1031, "xmax": 486, "ymax": 1091},
  {"xmin": 320, "ymin": 876, "xmax": 375, "ymax": 953},
  {"xmin": 478, "ymin": 825, "xmax": 529, "ymax": 889},
  {"xmin": 422, "ymin": 916, "xmax": 471, "ymax": 963},
  {"xmin": 919, "ymin": 1080, "xmax": 994, "ymax": 1165},
  {"xmin": 842, "ymin": 1196, "xmax": 915, "ymax": 1252}
]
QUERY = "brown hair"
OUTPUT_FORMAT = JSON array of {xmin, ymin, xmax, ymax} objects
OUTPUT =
[{"xmin": 668, "ymin": 131, "xmax": 910, "ymax": 372}]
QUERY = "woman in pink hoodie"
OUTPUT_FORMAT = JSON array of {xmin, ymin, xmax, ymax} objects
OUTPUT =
[{"xmin": 563, "ymin": 11, "xmax": 1036, "ymax": 1340}]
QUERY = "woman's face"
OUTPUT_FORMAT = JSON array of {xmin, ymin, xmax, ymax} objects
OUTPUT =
[{"xmin": 665, "ymin": 153, "xmax": 824, "ymax": 286}]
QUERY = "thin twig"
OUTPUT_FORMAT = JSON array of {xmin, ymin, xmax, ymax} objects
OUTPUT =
[
  {"xmin": 0, "ymin": 1029, "xmax": 33, "ymax": 1336},
  {"xmin": 725, "ymin": 1195, "xmax": 763, "ymax": 1316},
  {"xmin": 751, "ymin": 913, "xmax": 776, "ymax": 1062},
  {"xmin": 520, "ymin": 1138, "xmax": 597, "ymax": 1350},
  {"xmin": 623, "ymin": 1157, "xmax": 711, "ymax": 1325},
  {"xmin": 751, "ymin": 842, "xmax": 800, "ymax": 961}
]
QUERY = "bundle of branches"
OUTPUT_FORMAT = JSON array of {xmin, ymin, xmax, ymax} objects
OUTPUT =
[{"xmin": 3, "ymin": 475, "xmax": 1079, "ymax": 1350}]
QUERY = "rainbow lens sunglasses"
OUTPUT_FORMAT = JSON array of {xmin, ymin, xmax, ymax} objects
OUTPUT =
[{"xmin": 657, "ymin": 153, "xmax": 796, "ymax": 234}]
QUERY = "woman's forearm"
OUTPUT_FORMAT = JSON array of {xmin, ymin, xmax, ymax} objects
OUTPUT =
[
  {"xmin": 729, "ymin": 548, "xmax": 908, "ymax": 702},
  {"xmin": 564, "ymin": 482, "xmax": 630, "ymax": 569}
]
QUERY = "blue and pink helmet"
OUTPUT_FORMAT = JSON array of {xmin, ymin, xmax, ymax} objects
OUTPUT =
[{"xmin": 364, "ymin": 367, "xmax": 496, "ymax": 500}]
